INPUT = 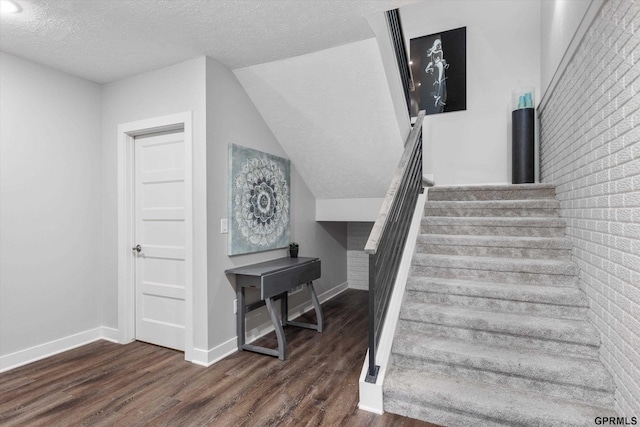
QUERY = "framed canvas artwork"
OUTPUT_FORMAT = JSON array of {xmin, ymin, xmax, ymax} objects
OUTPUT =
[
  {"xmin": 228, "ymin": 144, "xmax": 291, "ymax": 256},
  {"xmin": 409, "ymin": 26, "xmax": 467, "ymax": 118}
]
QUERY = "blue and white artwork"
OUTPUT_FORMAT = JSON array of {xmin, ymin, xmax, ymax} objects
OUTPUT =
[{"xmin": 228, "ymin": 144, "xmax": 290, "ymax": 256}]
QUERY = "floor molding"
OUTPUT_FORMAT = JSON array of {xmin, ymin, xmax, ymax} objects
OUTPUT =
[
  {"xmin": 1, "ymin": 283, "xmax": 351, "ymax": 372},
  {"xmin": 199, "ymin": 281, "xmax": 350, "ymax": 367},
  {"xmin": 0, "ymin": 327, "xmax": 106, "ymax": 373}
]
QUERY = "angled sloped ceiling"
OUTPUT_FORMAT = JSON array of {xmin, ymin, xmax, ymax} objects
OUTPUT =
[{"xmin": 234, "ymin": 38, "xmax": 403, "ymax": 200}]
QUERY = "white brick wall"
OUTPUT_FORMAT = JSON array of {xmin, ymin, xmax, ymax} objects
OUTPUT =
[
  {"xmin": 347, "ymin": 222, "xmax": 373, "ymax": 290},
  {"xmin": 540, "ymin": 0, "xmax": 640, "ymax": 416}
]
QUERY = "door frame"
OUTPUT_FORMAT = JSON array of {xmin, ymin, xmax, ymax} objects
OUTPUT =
[{"xmin": 117, "ymin": 112, "xmax": 194, "ymax": 361}]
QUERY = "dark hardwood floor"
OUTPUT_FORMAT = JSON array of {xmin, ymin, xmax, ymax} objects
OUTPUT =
[{"xmin": 0, "ymin": 290, "xmax": 438, "ymax": 427}]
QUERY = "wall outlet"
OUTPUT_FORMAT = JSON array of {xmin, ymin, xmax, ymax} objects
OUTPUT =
[
  {"xmin": 221, "ymin": 219, "xmax": 228, "ymax": 234},
  {"xmin": 233, "ymin": 299, "xmax": 237, "ymax": 314}
]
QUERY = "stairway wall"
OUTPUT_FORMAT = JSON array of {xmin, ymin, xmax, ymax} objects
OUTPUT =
[
  {"xmin": 399, "ymin": 0, "xmax": 541, "ymax": 185},
  {"xmin": 540, "ymin": 0, "xmax": 640, "ymax": 415},
  {"xmin": 347, "ymin": 222, "xmax": 373, "ymax": 290}
]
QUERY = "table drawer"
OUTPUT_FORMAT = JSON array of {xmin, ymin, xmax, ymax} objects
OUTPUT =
[{"xmin": 261, "ymin": 259, "xmax": 321, "ymax": 299}]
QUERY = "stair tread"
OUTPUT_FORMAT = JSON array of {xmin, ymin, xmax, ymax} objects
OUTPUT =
[
  {"xmin": 429, "ymin": 183, "xmax": 557, "ymax": 192},
  {"xmin": 417, "ymin": 234, "xmax": 573, "ymax": 249},
  {"xmin": 425, "ymin": 200, "xmax": 560, "ymax": 208},
  {"xmin": 384, "ymin": 368, "xmax": 615, "ymax": 426},
  {"xmin": 406, "ymin": 277, "xmax": 588, "ymax": 306},
  {"xmin": 421, "ymin": 216, "xmax": 566, "ymax": 226},
  {"xmin": 392, "ymin": 332, "xmax": 615, "ymax": 391},
  {"xmin": 400, "ymin": 302, "xmax": 600, "ymax": 346},
  {"xmin": 413, "ymin": 253, "xmax": 578, "ymax": 275}
]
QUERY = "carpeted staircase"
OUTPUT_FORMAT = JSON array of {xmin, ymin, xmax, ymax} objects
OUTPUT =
[{"xmin": 383, "ymin": 184, "xmax": 617, "ymax": 426}]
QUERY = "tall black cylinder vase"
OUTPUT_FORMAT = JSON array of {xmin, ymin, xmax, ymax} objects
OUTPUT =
[{"xmin": 512, "ymin": 108, "xmax": 534, "ymax": 184}]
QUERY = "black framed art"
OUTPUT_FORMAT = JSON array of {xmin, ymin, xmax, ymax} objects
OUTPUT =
[{"xmin": 409, "ymin": 26, "xmax": 467, "ymax": 117}]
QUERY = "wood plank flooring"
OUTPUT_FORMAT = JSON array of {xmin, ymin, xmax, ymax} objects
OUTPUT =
[{"xmin": 0, "ymin": 289, "xmax": 438, "ymax": 427}]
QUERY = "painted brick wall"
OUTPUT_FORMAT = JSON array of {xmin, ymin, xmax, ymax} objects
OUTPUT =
[
  {"xmin": 539, "ymin": 0, "xmax": 640, "ymax": 416},
  {"xmin": 347, "ymin": 222, "xmax": 373, "ymax": 290}
]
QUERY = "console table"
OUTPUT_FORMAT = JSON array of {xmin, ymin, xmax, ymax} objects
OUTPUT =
[{"xmin": 225, "ymin": 257, "xmax": 323, "ymax": 360}]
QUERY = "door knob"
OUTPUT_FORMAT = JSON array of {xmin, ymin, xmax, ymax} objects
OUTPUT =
[{"xmin": 132, "ymin": 244, "xmax": 142, "ymax": 253}]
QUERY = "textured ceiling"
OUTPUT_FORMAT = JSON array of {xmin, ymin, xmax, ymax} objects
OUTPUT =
[
  {"xmin": 235, "ymin": 38, "xmax": 404, "ymax": 199},
  {"xmin": 0, "ymin": 0, "xmax": 416, "ymax": 83}
]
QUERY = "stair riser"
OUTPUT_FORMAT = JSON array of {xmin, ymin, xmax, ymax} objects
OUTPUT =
[
  {"xmin": 411, "ymin": 265, "xmax": 579, "ymax": 287},
  {"xmin": 420, "ymin": 224, "xmax": 566, "ymax": 237},
  {"xmin": 405, "ymin": 290, "xmax": 588, "ymax": 320},
  {"xmin": 424, "ymin": 207, "xmax": 559, "ymax": 217},
  {"xmin": 428, "ymin": 188, "xmax": 557, "ymax": 201},
  {"xmin": 416, "ymin": 243, "xmax": 572, "ymax": 260},
  {"xmin": 391, "ymin": 354, "xmax": 615, "ymax": 408},
  {"xmin": 397, "ymin": 321, "xmax": 600, "ymax": 359},
  {"xmin": 383, "ymin": 396, "xmax": 506, "ymax": 427}
]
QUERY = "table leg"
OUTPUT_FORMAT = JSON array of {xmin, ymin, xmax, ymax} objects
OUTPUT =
[
  {"xmin": 237, "ymin": 286, "xmax": 245, "ymax": 351},
  {"xmin": 308, "ymin": 281, "xmax": 324, "ymax": 332},
  {"xmin": 266, "ymin": 297, "xmax": 287, "ymax": 360},
  {"xmin": 281, "ymin": 291, "xmax": 289, "ymax": 327}
]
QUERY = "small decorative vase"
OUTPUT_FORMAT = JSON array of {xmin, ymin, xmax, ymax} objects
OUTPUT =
[{"xmin": 289, "ymin": 248, "xmax": 299, "ymax": 258}]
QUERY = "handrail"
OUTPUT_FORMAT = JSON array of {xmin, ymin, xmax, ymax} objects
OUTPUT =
[
  {"xmin": 364, "ymin": 110, "xmax": 428, "ymax": 383},
  {"xmin": 365, "ymin": 110, "xmax": 425, "ymax": 255},
  {"xmin": 385, "ymin": 9, "xmax": 412, "ymax": 115}
]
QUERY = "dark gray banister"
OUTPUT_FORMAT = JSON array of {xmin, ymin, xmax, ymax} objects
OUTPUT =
[{"xmin": 364, "ymin": 110, "xmax": 428, "ymax": 383}]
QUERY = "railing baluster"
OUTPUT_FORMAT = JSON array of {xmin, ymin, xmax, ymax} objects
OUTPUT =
[{"xmin": 364, "ymin": 111, "xmax": 428, "ymax": 383}]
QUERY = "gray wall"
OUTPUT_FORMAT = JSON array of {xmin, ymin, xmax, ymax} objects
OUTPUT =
[
  {"xmin": 539, "ymin": 0, "xmax": 640, "ymax": 415},
  {"xmin": 205, "ymin": 57, "xmax": 347, "ymax": 351},
  {"xmin": 0, "ymin": 53, "xmax": 103, "ymax": 358},
  {"xmin": 101, "ymin": 57, "xmax": 209, "ymax": 349}
]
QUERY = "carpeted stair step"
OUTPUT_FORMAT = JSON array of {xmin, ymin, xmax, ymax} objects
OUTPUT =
[
  {"xmin": 383, "ymin": 368, "xmax": 616, "ymax": 427},
  {"xmin": 421, "ymin": 216, "xmax": 567, "ymax": 237},
  {"xmin": 406, "ymin": 277, "xmax": 588, "ymax": 319},
  {"xmin": 391, "ymin": 333, "xmax": 615, "ymax": 407},
  {"xmin": 416, "ymin": 234, "xmax": 572, "ymax": 259},
  {"xmin": 412, "ymin": 254, "xmax": 579, "ymax": 286},
  {"xmin": 428, "ymin": 183, "xmax": 557, "ymax": 201},
  {"xmin": 424, "ymin": 200, "xmax": 560, "ymax": 217},
  {"xmin": 398, "ymin": 302, "xmax": 601, "ymax": 358}
]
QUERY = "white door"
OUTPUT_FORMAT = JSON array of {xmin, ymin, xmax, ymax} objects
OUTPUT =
[{"xmin": 134, "ymin": 130, "xmax": 186, "ymax": 351}]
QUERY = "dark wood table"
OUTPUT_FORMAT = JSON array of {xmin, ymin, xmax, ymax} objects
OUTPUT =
[{"xmin": 225, "ymin": 257, "xmax": 323, "ymax": 360}]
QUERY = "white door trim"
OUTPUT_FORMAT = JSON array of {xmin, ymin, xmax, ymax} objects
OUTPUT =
[{"xmin": 117, "ymin": 112, "xmax": 194, "ymax": 361}]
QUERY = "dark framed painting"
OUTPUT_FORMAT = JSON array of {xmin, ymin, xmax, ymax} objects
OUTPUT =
[
  {"xmin": 409, "ymin": 26, "xmax": 466, "ymax": 117},
  {"xmin": 228, "ymin": 144, "xmax": 290, "ymax": 256}
]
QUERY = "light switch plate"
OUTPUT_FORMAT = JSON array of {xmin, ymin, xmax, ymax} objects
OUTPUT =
[{"xmin": 221, "ymin": 219, "xmax": 228, "ymax": 234}]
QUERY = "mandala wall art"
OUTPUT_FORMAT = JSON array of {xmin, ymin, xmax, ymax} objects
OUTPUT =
[{"xmin": 228, "ymin": 144, "xmax": 291, "ymax": 255}]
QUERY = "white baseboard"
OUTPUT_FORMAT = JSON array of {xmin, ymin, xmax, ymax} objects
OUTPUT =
[
  {"xmin": 194, "ymin": 281, "xmax": 349, "ymax": 367},
  {"xmin": 0, "ymin": 327, "xmax": 109, "ymax": 373},
  {"xmin": 191, "ymin": 337, "xmax": 237, "ymax": 367},
  {"xmin": 0, "ymin": 282, "xmax": 351, "ymax": 372},
  {"xmin": 101, "ymin": 326, "xmax": 120, "ymax": 343},
  {"xmin": 348, "ymin": 283, "xmax": 369, "ymax": 291},
  {"xmin": 245, "ymin": 280, "xmax": 348, "ymax": 345}
]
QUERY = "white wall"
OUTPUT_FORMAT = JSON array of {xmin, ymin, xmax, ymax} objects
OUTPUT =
[
  {"xmin": 101, "ymin": 57, "xmax": 209, "ymax": 350},
  {"xmin": 205, "ymin": 58, "xmax": 347, "ymax": 356},
  {"xmin": 400, "ymin": 0, "xmax": 541, "ymax": 186},
  {"xmin": 0, "ymin": 53, "xmax": 102, "ymax": 357},
  {"xmin": 234, "ymin": 39, "xmax": 404, "ymax": 200},
  {"xmin": 367, "ymin": 11, "xmax": 412, "ymax": 144},
  {"xmin": 347, "ymin": 222, "xmax": 373, "ymax": 290},
  {"xmin": 539, "ymin": 0, "xmax": 640, "ymax": 416}
]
